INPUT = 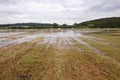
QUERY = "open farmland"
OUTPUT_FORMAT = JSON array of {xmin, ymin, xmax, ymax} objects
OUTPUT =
[{"xmin": 0, "ymin": 28, "xmax": 120, "ymax": 80}]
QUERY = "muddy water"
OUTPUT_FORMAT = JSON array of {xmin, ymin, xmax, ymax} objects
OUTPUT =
[
  {"xmin": 1, "ymin": 29, "xmax": 120, "ymax": 64},
  {"xmin": 0, "ymin": 29, "xmax": 99, "ymax": 48}
]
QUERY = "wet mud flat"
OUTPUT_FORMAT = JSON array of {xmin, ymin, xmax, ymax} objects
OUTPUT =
[{"xmin": 0, "ymin": 28, "xmax": 120, "ymax": 80}]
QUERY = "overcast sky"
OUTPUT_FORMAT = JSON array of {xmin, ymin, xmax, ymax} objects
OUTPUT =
[{"xmin": 0, "ymin": 0, "xmax": 120, "ymax": 24}]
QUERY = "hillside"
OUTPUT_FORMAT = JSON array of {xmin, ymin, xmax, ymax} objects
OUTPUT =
[
  {"xmin": 0, "ymin": 17, "xmax": 120, "ymax": 29},
  {"xmin": 0, "ymin": 23, "xmax": 73, "ymax": 29},
  {"xmin": 0, "ymin": 23, "xmax": 53, "ymax": 29},
  {"xmin": 76, "ymin": 17, "xmax": 120, "ymax": 28}
]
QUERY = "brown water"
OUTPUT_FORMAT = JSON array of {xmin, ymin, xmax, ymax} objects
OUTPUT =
[{"xmin": 0, "ymin": 29, "xmax": 97, "ymax": 48}]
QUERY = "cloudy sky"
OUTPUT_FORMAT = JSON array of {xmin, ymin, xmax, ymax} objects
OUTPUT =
[{"xmin": 0, "ymin": 0, "xmax": 120, "ymax": 24}]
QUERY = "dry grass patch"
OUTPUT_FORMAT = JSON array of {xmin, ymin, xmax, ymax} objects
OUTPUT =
[
  {"xmin": 30, "ymin": 37, "xmax": 43, "ymax": 44},
  {"xmin": 81, "ymin": 37, "xmax": 120, "ymax": 62}
]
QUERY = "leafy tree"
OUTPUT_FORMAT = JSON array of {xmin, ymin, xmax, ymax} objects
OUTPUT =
[
  {"xmin": 62, "ymin": 24, "xmax": 67, "ymax": 27},
  {"xmin": 53, "ymin": 23, "xmax": 58, "ymax": 28}
]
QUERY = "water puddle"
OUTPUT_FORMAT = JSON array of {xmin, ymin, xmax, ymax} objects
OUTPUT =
[{"xmin": 0, "ymin": 29, "xmax": 98, "ymax": 48}]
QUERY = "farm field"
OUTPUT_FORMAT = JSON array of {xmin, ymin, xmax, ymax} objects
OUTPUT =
[{"xmin": 0, "ymin": 28, "xmax": 120, "ymax": 80}]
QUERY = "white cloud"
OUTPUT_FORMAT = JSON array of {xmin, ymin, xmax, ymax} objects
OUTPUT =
[{"xmin": 0, "ymin": 0, "xmax": 120, "ymax": 24}]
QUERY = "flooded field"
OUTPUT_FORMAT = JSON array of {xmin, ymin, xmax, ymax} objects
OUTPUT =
[{"xmin": 0, "ymin": 28, "xmax": 120, "ymax": 80}]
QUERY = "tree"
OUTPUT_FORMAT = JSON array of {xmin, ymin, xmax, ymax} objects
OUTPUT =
[
  {"xmin": 74, "ymin": 23, "xmax": 79, "ymax": 28},
  {"xmin": 53, "ymin": 23, "xmax": 58, "ymax": 28},
  {"xmin": 62, "ymin": 24, "xmax": 67, "ymax": 28}
]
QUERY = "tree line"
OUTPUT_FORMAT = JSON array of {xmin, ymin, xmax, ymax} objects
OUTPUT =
[
  {"xmin": 74, "ymin": 17, "xmax": 120, "ymax": 28},
  {"xmin": 0, "ymin": 23, "xmax": 73, "ymax": 29},
  {"xmin": 0, "ymin": 17, "xmax": 120, "ymax": 29}
]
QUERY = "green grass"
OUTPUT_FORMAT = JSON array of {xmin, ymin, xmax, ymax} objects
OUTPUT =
[
  {"xmin": 0, "ymin": 29, "xmax": 120, "ymax": 80},
  {"xmin": 82, "ymin": 31, "xmax": 120, "ymax": 62}
]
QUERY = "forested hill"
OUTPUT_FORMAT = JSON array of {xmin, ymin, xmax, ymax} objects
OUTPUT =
[
  {"xmin": 0, "ymin": 17, "xmax": 120, "ymax": 29},
  {"xmin": 76, "ymin": 17, "xmax": 120, "ymax": 28},
  {"xmin": 0, "ymin": 23, "xmax": 54, "ymax": 29},
  {"xmin": 0, "ymin": 23, "xmax": 73, "ymax": 29}
]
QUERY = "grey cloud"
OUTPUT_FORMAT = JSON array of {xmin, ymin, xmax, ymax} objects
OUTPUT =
[
  {"xmin": 0, "ymin": 0, "xmax": 120, "ymax": 24},
  {"xmin": 0, "ymin": 0, "xmax": 18, "ymax": 4},
  {"xmin": 89, "ymin": 0, "xmax": 120, "ymax": 12}
]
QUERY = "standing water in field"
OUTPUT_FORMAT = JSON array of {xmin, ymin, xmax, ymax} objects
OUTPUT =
[{"xmin": 0, "ymin": 29, "xmax": 97, "ymax": 48}]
